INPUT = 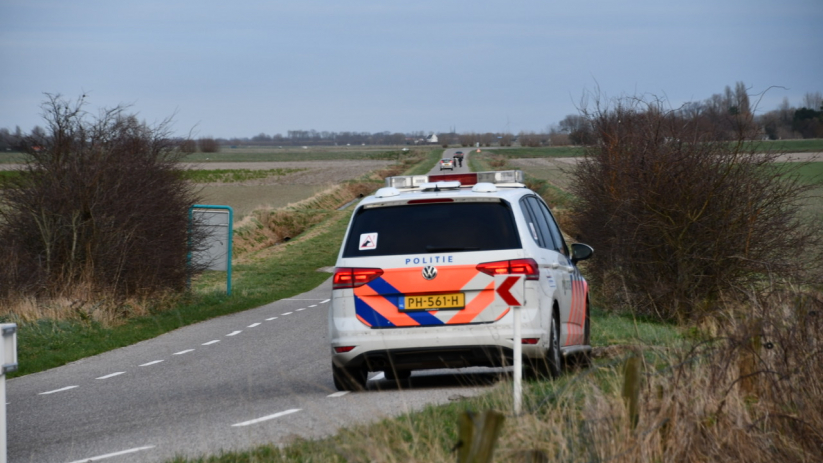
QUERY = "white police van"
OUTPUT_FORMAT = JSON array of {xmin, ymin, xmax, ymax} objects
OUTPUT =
[{"xmin": 329, "ymin": 170, "xmax": 593, "ymax": 390}]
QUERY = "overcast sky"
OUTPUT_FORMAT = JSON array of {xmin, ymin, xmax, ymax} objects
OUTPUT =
[{"xmin": 1, "ymin": 0, "xmax": 821, "ymax": 139}]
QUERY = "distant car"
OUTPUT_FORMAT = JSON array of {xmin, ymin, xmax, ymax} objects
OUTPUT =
[
  {"xmin": 453, "ymin": 151, "xmax": 464, "ymax": 158},
  {"xmin": 439, "ymin": 158, "xmax": 454, "ymax": 170}
]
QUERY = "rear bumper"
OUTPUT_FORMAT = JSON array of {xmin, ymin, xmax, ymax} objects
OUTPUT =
[
  {"xmin": 341, "ymin": 345, "xmax": 515, "ymax": 371},
  {"xmin": 330, "ymin": 310, "xmax": 548, "ymax": 371}
]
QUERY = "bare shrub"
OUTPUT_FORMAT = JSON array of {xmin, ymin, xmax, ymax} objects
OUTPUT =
[
  {"xmin": 0, "ymin": 94, "xmax": 206, "ymax": 300},
  {"xmin": 548, "ymin": 132, "xmax": 571, "ymax": 146},
  {"xmin": 570, "ymin": 96, "xmax": 822, "ymax": 321},
  {"xmin": 178, "ymin": 138, "xmax": 197, "ymax": 154},
  {"xmin": 499, "ymin": 133, "xmax": 514, "ymax": 147},
  {"xmin": 197, "ymin": 137, "xmax": 220, "ymax": 153},
  {"xmin": 518, "ymin": 131, "xmax": 544, "ymax": 147}
]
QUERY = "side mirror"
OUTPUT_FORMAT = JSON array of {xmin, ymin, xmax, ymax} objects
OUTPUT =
[{"xmin": 571, "ymin": 243, "xmax": 594, "ymax": 265}]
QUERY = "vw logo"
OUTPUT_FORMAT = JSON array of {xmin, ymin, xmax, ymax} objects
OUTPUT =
[{"xmin": 422, "ymin": 265, "xmax": 438, "ymax": 280}]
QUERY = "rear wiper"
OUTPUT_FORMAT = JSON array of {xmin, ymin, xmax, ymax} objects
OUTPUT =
[{"xmin": 425, "ymin": 245, "xmax": 480, "ymax": 253}]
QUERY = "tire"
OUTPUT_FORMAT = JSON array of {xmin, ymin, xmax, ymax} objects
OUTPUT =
[
  {"xmin": 528, "ymin": 311, "xmax": 562, "ymax": 379},
  {"xmin": 546, "ymin": 311, "xmax": 563, "ymax": 378},
  {"xmin": 332, "ymin": 362, "xmax": 367, "ymax": 391}
]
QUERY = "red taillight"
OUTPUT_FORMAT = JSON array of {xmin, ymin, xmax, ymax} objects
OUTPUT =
[
  {"xmin": 476, "ymin": 258, "xmax": 539, "ymax": 280},
  {"xmin": 334, "ymin": 346, "xmax": 356, "ymax": 353},
  {"xmin": 408, "ymin": 198, "xmax": 454, "ymax": 204},
  {"xmin": 333, "ymin": 267, "xmax": 384, "ymax": 289},
  {"xmin": 522, "ymin": 338, "xmax": 539, "ymax": 345}
]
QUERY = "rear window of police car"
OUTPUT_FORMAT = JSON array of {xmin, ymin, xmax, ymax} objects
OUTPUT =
[{"xmin": 342, "ymin": 201, "xmax": 522, "ymax": 257}]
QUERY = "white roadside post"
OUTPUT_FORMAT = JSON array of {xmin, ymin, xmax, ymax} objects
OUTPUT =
[
  {"xmin": 495, "ymin": 275, "xmax": 526, "ymax": 415},
  {"xmin": 1, "ymin": 323, "xmax": 18, "ymax": 463}
]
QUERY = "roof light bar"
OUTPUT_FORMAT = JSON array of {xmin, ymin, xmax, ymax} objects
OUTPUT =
[
  {"xmin": 476, "ymin": 170, "xmax": 524, "ymax": 184},
  {"xmin": 384, "ymin": 170, "xmax": 524, "ymax": 190},
  {"xmin": 385, "ymin": 175, "xmax": 428, "ymax": 189},
  {"xmin": 419, "ymin": 181, "xmax": 461, "ymax": 191}
]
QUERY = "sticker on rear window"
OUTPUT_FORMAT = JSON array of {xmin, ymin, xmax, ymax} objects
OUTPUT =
[{"xmin": 359, "ymin": 233, "xmax": 378, "ymax": 251}]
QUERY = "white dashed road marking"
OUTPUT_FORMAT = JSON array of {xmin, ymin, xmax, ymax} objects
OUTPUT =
[
  {"xmin": 140, "ymin": 360, "xmax": 164, "ymax": 367},
  {"xmin": 296, "ymin": 308, "xmax": 305, "ymax": 312},
  {"xmin": 247, "ymin": 323, "xmax": 261, "ymax": 328},
  {"xmin": 327, "ymin": 391, "xmax": 349, "ymax": 398},
  {"xmin": 66, "ymin": 445, "xmax": 156, "ymax": 463},
  {"xmin": 173, "ymin": 349, "xmax": 194, "ymax": 355},
  {"xmin": 320, "ymin": 299, "xmax": 330, "ymax": 303},
  {"xmin": 265, "ymin": 317, "xmax": 278, "ymax": 321},
  {"xmin": 281, "ymin": 312, "xmax": 293, "ymax": 316},
  {"xmin": 231, "ymin": 408, "xmax": 301, "ymax": 427},
  {"xmin": 226, "ymin": 331, "xmax": 242, "ymax": 336},
  {"xmin": 309, "ymin": 304, "xmax": 317, "ymax": 307},
  {"xmin": 202, "ymin": 340, "xmax": 220, "ymax": 346},
  {"xmin": 96, "ymin": 372, "xmax": 125, "ymax": 380},
  {"xmin": 39, "ymin": 386, "xmax": 79, "ymax": 395}
]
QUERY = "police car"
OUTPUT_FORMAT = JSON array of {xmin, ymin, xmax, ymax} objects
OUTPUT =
[{"xmin": 329, "ymin": 170, "xmax": 593, "ymax": 390}]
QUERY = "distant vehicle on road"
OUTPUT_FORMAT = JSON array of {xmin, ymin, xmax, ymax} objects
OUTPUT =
[{"xmin": 439, "ymin": 158, "xmax": 454, "ymax": 170}]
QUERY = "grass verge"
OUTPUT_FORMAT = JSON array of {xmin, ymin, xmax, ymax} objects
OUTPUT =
[{"xmin": 181, "ymin": 168, "xmax": 306, "ymax": 183}]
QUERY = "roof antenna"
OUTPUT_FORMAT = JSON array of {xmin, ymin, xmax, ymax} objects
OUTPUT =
[{"xmin": 434, "ymin": 183, "xmax": 440, "ymax": 192}]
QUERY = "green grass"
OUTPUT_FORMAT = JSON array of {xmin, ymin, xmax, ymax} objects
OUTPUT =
[
  {"xmin": 0, "ymin": 151, "xmax": 29, "ymax": 163},
  {"xmin": 785, "ymin": 161, "xmax": 823, "ymax": 184},
  {"xmin": 747, "ymin": 138, "xmax": 823, "ymax": 153},
  {"xmin": 405, "ymin": 148, "xmax": 444, "ymax": 175},
  {"xmin": 480, "ymin": 139, "xmax": 823, "ymax": 159},
  {"xmin": 181, "ymin": 168, "xmax": 306, "ymax": 183},
  {"xmin": 590, "ymin": 306, "xmax": 681, "ymax": 347}
]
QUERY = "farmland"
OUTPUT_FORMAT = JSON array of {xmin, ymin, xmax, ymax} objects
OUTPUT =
[{"xmin": 188, "ymin": 160, "xmax": 395, "ymax": 218}]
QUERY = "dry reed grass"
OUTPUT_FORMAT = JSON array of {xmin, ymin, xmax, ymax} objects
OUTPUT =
[
  {"xmin": 502, "ymin": 286, "xmax": 821, "ymax": 462},
  {"xmin": 0, "ymin": 283, "xmax": 180, "ymax": 326}
]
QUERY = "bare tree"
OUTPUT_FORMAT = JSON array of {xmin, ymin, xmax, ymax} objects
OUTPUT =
[
  {"xmin": 198, "ymin": 137, "xmax": 220, "ymax": 153},
  {"xmin": 571, "ymin": 96, "xmax": 822, "ymax": 321},
  {"xmin": 0, "ymin": 94, "xmax": 207, "ymax": 298},
  {"xmin": 802, "ymin": 91, "xmax": 823, "ymax": 110}
]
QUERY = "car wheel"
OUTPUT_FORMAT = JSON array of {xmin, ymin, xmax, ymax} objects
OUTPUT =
[
  {"xmin": 528, "ymin": 312, "xmax": 562, "ymax": 379},
  {"xmin": 547, "ymin": 311, "xmax": 562, "ymax": 377},
  {"xmin": 332, "ymin": 362, "xmax": 367, "ymax": 391}
]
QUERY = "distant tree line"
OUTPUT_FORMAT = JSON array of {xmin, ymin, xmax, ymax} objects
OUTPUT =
[
  {"xmin": 548, "ymin": 84, "xmax": 823, "ymax": 145},
  {"xmin": 2, "ymin": 85, "xmax": 819, "ymax": 152}
]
